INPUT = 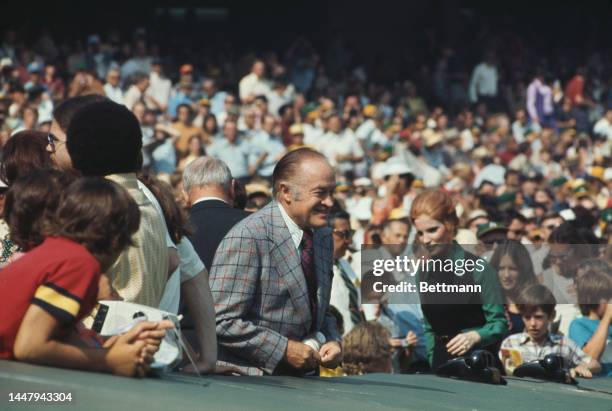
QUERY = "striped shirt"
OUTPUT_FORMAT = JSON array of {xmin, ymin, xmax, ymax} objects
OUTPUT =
[
  {"xmin": 106, "ymin": 173, "xmax": 169, "ymax": 307},
  {"xmin": 500, "ymin": 332, "xmax": 592, "ymax": 367}
]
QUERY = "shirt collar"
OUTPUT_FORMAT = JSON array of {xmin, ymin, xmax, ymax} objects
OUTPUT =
[
  {"xmin": 278, "ymin": 202, "xmax": 303, "ymax": 250},
  {"xmin": 519, "ymin": 332, "xmax": 556, "ymax": 345},
  {"xmin": 106, "ymin": 173, "xmax": 139, "ymax": 189},
  {"xmin": 193, "ymin": 196, "xmax": 228, "ymax": 206}
]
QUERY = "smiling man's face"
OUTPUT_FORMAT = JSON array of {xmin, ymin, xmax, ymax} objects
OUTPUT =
[{"xmin": 281, "ymin": 157, "xmax": 335, "ymax": 229}]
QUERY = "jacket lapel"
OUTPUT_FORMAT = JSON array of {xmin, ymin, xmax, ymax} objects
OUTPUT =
[{"xmin": 267, "ymin": 203, "xmax": 312, "ymax": 329}]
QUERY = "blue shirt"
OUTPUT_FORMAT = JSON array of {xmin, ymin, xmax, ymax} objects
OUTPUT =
[
  {"xmin": 207, "ymin": 138, "xmax": 251, "ymax": 179},
  {"xmin": 386, "ymin": 304, "xmax": 428, "ymax": 362},
  {"xmin": 249, "ymin": 132, "xmax": 286, "ymax": 178},
  {"xmin": 168, "ymin": 92, "xmax": 193, "ymax": 119},
  {"xmin": 569, "ymin": 317, "xmax": 612, "ymax": 377}
]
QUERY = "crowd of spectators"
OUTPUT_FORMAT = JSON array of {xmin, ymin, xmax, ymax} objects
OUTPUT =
[{"xmin": 0, "ymin": 23, "xmax": 611, "ymax": 381}]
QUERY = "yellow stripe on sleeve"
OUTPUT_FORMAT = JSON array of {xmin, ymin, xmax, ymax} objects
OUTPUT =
[{"xmin": 34, "ymin": 285, "xmax": 81, "ymax": 317}]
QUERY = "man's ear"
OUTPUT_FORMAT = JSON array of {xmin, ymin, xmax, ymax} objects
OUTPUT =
[
  {"xmin": 279, "ymin": 182, "xmax": 292, "ymax": 203},
  {"xmin": 229, "ymin": 179, "xmax": 236, "ymax": 200}
]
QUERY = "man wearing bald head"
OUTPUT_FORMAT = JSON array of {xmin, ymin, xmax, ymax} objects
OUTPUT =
[{"xmin": 210, "ymin": 148, "xmax": 343, "ymax": 375}]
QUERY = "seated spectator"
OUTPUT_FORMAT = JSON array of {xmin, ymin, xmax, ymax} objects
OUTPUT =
[
  {"xmin": 0, "ymin": 130, "xmax": 56, "ymax": 266},
  {"xmin": 569, "ymin": 269, "xmax": 612, "ymax": 377},
  {"xmin": 342, "ymin": 322, "xmax": 393, "ymax": 375},
  {"xmin": 500, "ymin": 284, "xmax": 601, "ymax": 378},
  {"xmin": 0, "ymin": 172, "xmax": 171, "ymax": 377},
  {"xmin": 65, "ymin": 99, "xmax": 171, "ymax": 307},
  {"xmin": 489, "ymin": 241, "xmax": 538, "ymax": 333}
]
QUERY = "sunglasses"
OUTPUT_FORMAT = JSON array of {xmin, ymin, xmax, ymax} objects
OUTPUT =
[
  {"xmin": 47, "ymin": 133, "xmax": 64, "ymax": 153},
  {"xmin": 333, "ymin": 229, "xmax": 355, "ymax": 239}
]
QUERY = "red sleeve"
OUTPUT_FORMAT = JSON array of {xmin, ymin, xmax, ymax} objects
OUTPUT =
[{"xmin": 32, "ymin": 256, "xmax": 100, "ymax": 324}]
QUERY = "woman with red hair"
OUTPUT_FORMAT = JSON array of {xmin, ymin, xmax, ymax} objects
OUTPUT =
[{"xmin": 410, "ymin": 189, "xmax": 507, "ymax": 370}]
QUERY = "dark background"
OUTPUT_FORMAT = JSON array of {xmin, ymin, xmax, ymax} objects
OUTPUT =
[{"xmin": 2, "ymin": 0, "xmax": 611, "ymax": 82}]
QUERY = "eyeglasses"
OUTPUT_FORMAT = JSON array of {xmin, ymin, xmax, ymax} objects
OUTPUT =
[
  {"xmin": 47, "ymin": 133, "xmax": 64, "ymax": 153},
  {"xmin": 333, "ymin": 229, "xmax": 355, "ymax": 239},
  {"xmin": 548, "ymin": 253, "xmax": 570, "ymax": 263}
]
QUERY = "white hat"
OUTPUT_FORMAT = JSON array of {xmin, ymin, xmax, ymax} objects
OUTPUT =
[
  {"xmin": 351, "ymin": 200, "xmax": 372, "ymax": 221},
  {"xmin": 455, "ymin": 228, "xmax": 478, "ymax": 245},
  {"xmin": 354, "ymin": 177, "xmax": 372, "ymax": 187},
  {"xmin": 0, "ymin": 57, "xmax": 13, "ymax": 68},
  {"xmin": 382, "ymin": 157, "xmax": 414, "ymax": 177}
]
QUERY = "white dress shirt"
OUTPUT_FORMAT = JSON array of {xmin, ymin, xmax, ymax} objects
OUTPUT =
[{"xmin": 278, "ymin": 202, "xmax": 303, "ymax": 251}]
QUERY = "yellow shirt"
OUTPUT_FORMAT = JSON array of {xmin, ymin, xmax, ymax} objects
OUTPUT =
[{"xmin": 172, "ymin": 122, "xmax": 204, "ymax": 155}]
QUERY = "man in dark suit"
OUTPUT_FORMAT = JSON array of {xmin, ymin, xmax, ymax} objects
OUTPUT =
[
  {"xmin": 210, "ymin": 148, "xmax": 342, "ymax": 375},
  {"xmin": 183, "ymin": 157, "xmax": 250, "ymax": 270}
]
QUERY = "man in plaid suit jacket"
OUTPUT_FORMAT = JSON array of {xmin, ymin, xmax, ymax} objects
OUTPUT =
[{"xmin": 210, "ymin": 149, "xmax": 343, "ymax": 375}]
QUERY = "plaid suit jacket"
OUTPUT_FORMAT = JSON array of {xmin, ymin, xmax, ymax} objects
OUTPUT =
[{"xmin": 210, "ymin": 201, "xmax": 341, "ymax": 375}]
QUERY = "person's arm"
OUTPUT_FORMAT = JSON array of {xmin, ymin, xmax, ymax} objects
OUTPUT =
[
  {"xmin": 210, "ymin": 228, "xmax": 289, "ymax": 374},
  {"xmin": 249, "ymin": 152, "xmax": 268, "ymax": 176},
  {"xmin": 576, "ymin": 306, "xmax": 612, "ymax": 361},
  {"xmin": 13, "ymin": 305, "xmax": 163, "ymax": 377},
  {"xmin": 571, "ymin": 358, "xmax": 601, "ymax": 379},
  {"xmin": 468, "ymin": 65, "xmax": 481, "ymax": 103},
  {"xmin": 422, "ymin": 311, "xmax": 435, "ymax": 365},
  {"xmin": 526, "ymin": 82, "xmax": 539, "ymax": 123},
  {"xmin": 471, "ymin": 260, "xmax": 508, "ymax": 346},
  {"xmin": 181, "ymin": 268, "xmax": 217, "ymax": 373}
]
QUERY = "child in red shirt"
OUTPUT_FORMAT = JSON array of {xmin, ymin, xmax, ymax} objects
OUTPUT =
[{"xmin": 0, "ymin": 171, "xmax": 170, "ymax": 377}]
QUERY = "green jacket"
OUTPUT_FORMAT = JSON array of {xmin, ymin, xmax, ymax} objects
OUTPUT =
[{"xmin": 417, "ymin": 244, "xmax": 508, "ymax": 364}]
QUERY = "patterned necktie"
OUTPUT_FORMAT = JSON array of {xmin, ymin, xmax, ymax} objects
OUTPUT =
[
  {"xmin": 336, "ymin": 260, "xmax": 365, "ymax": 326},
  {"xmin": 300, "ymin": 229, "xmax": 317, "ymax": 324}
]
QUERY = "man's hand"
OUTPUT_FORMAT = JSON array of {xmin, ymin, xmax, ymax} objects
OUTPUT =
[
  {"xmin": 285, "ymin": 340, "xmax": 321, "ymax": 371},
  {"xmin": 570, "ymin": 364, "xmax": 593, "ymax": 379},
  {"xmin": 319, "ymin": 341, "xmax": 342, "ymax": 369}
]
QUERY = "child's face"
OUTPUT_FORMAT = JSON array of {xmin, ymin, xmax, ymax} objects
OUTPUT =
[{"xmin": 522, "ymin": 308, "xmax": 553, "ymax": 342}]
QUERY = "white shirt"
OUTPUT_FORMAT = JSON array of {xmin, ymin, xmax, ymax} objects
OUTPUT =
[
  {"xmin": 104, "ymin": 83, "xmax": 124, "ymax": 105},
  {"xmin": 594, "ymin": 117, "xmax": 612, "ymax": 140},
  {"xmin": 267, "ymin": 84, "xmax": 296, "ymax": 116},
  {"xmin": 146, "ymin": 72, "xmax": 171, "ymax": 110},
  {"xmin": 193, "ymin": 196, "xmax": 229, "ymax": 206},
  {"xmin": 303, "ymin": 123, "xmax": 324, "ymax": 147},
  {"xmin": 123, "ymin": 85, "xmax": 142, "ymax": 110},
  {"xmin": 317, "ymin": 129, "xmax": 364, "ymax": 173},
  {"xmin": 469, "ymin": 62, "xmax": 498, "ymax": 102},
  {"xmin": 278, "ymin": 202, "xmax": 303, "ymax": 251},
  {"xmin": 239, "ymin": 72, "xmax": 271, "ymax": 102},
  {"xmin": 330, "ymin": 258, "xmax": 361, "ymax": 335}
]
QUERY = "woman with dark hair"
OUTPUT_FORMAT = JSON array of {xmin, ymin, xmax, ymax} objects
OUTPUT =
[
  {"xmin": 489, "ymin": 241, "xmax": 538, "ymax": 333},
  {"xmin": 202, "ymin": 113, "xmax": 219, "ymax": 145},
  {"xmin": 410, "ymin": 189, "xmax": 507, "ymax": 370},
  {"xmin": 0, "ymin": 130, "xmax": 55, "ymax": 186},
  {"xmin": 0, "ymin": 131, "xmax": 57, "ymax": 267},
  {"xmin": 177, "ymin": 135, "xmax": 205, "ymax": 172}
]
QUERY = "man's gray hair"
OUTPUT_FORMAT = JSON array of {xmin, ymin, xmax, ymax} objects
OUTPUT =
[{"xmin": 183, "ymin": 157, "xmax": 232, "ymax": 193}]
